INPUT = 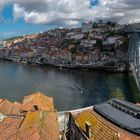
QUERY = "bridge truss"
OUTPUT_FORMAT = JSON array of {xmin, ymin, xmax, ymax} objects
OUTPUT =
[{"xmin": 128, "ymin": 32, "xmax": 140, "ymax": 90}]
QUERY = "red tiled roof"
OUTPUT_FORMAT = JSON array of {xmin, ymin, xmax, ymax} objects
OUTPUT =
[
  {"xmin": 0, "ymin": 117, "xmax": 23, "ymax": 139},
  {"xmin": 39, "ymin": 111, "xmax": 59, "ymax": 140},
  {"xmin": 0, "ymin": 93, "xmax": 59, "ymax": 140},
  {"xmin": 73, "ymin": 109, "xmax": 119, "ymax": 140},
  {"xmin": 0, "ymin": 99, "xmax": 13, "ymax": 115},
  {"xmin": 0, "ymin": 99, "xmax": 3, "ymax": 104},
  {"xmin": 18, "ymin": 111, "xmax": 41, "ymax": 140},
  {"xmin": 21, "ymin": 92, "xmax": 54, "ymax": 112},
  {"xmin": 10, "ymin": 102, "xmax": 22, "ymax": 115},
  {"xmin": 18, "ymin": 111, "xmax": 59, "ymax": 140}
]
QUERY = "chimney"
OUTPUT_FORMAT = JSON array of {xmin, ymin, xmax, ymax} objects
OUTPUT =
[{"xmin": 85, "ymin": 121, "xmax": 91, "ymax": 138}]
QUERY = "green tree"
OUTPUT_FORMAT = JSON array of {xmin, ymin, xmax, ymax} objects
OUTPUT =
[
  {"xmin": 109, "ymin": 31, "xmax": 115, "ymax": 36},
  {"xmin": 106, "ymin": 21, "xmax": 116, "ymax": 27},
  {"xmin": 110, "ymin": 88, "xmax": 125, "ymax": 100},
  {"xmin": 70, "ymin": 47, "xmax": 77, "ymax": 54},
  {"xmin": 107, "ymin": 21, "xmax": 112, "ymax": 26},
  {"xmin": 111, "ymin": 22, "xmax": 116, "ymax": 27},
  {"xmin": 95, "ymin": 39, "xmax": 103, "ymax": 48}
]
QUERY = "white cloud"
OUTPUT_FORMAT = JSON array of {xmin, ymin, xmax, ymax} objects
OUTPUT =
[
  {"xmin": 3, "ymin": 32, "xmax": 15, "ymax": 36},
  {"xmin": 13, "ymin": 0, "xmax": 95, "ymax": 26},
  {"xmin": 12, "ymin": 0, "xmax": 109, "ymax": 26},
  {"xmin": 0, "ymin": 0, "xmax": 140, "ymax": 26},
  {"xmin": 0, "ymin": 32, "xmax": 16, "ymax": 39},
  {"xmin": 101, "ymin": 0, "xmax": 140, "ymax": 24}
]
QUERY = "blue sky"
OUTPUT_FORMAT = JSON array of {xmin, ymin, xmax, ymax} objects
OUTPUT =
[
  {"xmin": 0, "ymin": 0, "xmax": 99, "ymax": 39},
  {"xmin": 0, "ymin": 5, "xmax": 52, "ymax": 39},
  {"xmin": 90, "ymin": 0, "xmax": 99, "ymax": 6}
]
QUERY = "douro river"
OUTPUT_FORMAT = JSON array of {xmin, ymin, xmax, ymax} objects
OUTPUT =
[{"xmin": 0, "ymin": 60, "xmax": 139, "ymax": 111}]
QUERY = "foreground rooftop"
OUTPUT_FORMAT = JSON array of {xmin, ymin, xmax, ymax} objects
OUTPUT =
[
  {"xmin": 94, "ymin": 99, "xmax": 140, "ymax": 135},
  {"xmin": 0, "ymin": 92, "xmax": 140, "ymax": 140},
  {"xmin": 0, "ymin": 92, "xmax": 59, "ymax": 140},
  {"xmin": 68, "ymin": 98, "xmax": 140, "ymax": 140}
]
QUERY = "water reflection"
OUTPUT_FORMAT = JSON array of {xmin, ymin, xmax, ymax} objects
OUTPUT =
[{"xmin": 0, "ymin": 60, "xmax": 139, "ymax": 111}]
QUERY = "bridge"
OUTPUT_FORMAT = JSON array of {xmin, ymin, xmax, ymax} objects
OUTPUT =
[{"xmin": 128, "ymin": 31, "xmax": 140, "ymax": 90}]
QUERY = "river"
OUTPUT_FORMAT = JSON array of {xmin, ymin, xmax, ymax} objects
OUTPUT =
[{"xmin": 0, "ymin": 60, "xmax": 139, "ymax": 111}]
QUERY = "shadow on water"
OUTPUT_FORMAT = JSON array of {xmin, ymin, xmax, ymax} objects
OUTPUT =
[
  {"xmin": 82, "ymin": 71, "xmax": 140, "ymax": 108},
  {"xmin": 76, "ymin": 71, "xmax": 112, "ymax": 107},
  {"xmin": 122, "ymin": 72, "xmax": 140, "ymax": 103}
]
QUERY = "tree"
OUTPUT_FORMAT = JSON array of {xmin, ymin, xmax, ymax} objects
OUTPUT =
[
  {"xmin": 93, "ymin": 23, "xmax": 97, "ymax": 28},
  {"xmin": 107, "ymin": 21, "xmax": 112, "ymax": 26},
  {"xmin": 111, "ymin": 22, "xmax": 116, "ymax": 27},
  {"xmin": 110, "ymin": 88, "xmax": 125, "ymax": 100},
  {"xmin": 95, "ymin": 39, "xmax": 103, "ymax": 48},
  {"xmin": 109, "ymin": 31, "xmax": 115, "ymax": 36},
  {"xmin": 70, "ymin": 46, "xmax": 77, "ymax": 54},
  {"xmin": 107, "ymin": 21, "xmax": 116, "ymax": 27}
]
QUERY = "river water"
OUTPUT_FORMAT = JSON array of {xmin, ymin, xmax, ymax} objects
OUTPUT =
[{"xmin": 0, "ymin": 60, "xmax": 139, "ymax": 111}]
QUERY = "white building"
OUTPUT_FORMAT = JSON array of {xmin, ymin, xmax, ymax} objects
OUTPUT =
[
  {"xmin": 82, "ymin": 22, "xmax": 93, "ymax": 33},
  {"xmin": 70, "ymin": 34, "xmax": 84, "ymax": 40},
  {"xmin": 103, "ymin": 36, "xmax": 119, "ymax": 45},
  {"xmin": 125, "ymin": 23, "xmax": 140, "ymax": 32},
  {"xmin": 80, "ymin": 40, "xmax": 96, "ymax": 47},
  {"xmin": 93, "ymin": 28, "xmax": 102, "ymax": 33},
  {"xmin": 66, "ymin": 32, "xmax": 75, "ymax": 37}
]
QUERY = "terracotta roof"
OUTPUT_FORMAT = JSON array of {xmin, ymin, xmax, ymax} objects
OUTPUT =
[
  {"xmin": 18, "ymin": 111, "xmax": 59, "ymax": 140},
  {"xmin": 0, "ymin": 93, "xmax": 59, "ymax": 140},
  {"xmin": 18, "ymin": 111, "xmax": 41, "ymax": 140},
  {"xmin": 21, "ymin": 92, "xmax": 54, "ymax": 112},
  {"xmin": 39, "ymin": 111, "xmax": 59, "ymax": 140},
  {"xmin": 0, "ymin": 117, "xmax": 23, "ymax": 139},
  {"xmin": 0, "ymin": 99, "xmax": 13, "ymax": 115},
  {"xmin": 0, "ymin": 99, "xmax": 21, "ymax": 115},
  {"xmin": 0, "ymin": 98, "xmax": 3, "ymax": 104},
  {"xmin": 10, "ymin": 101, "xmax": 22, "ymax": 115},
  {"xmin": 73, "ymin": 109, "xmax": 119, "ymax": 140}
]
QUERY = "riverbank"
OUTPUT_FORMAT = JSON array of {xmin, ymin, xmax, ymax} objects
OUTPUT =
[
  {"xmin": 44, "ymin": 63, "xmax": 130, "ymax": 73},
  {"xmin": 0, "ymin": 56, "xmax": 130, "ymax": 73}
]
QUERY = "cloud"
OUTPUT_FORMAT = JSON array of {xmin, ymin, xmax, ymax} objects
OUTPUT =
[
  {"xmin": 0, "ymin": 0, "xmax": 140, "ymax": 26},
  {"xmin": 0, "ymin": 32, "xmax": 16, "ymax": 39},
  {"xmin": 3, "ymin": 32, "xmax": 15, "ymax": 36},
  {"xmin": 13, "ymin": 0, "xmax": 98, "ymax": 26},
  {"xmin": 102, "ymin": 0, "xmax": 140, "ymax": 24}
]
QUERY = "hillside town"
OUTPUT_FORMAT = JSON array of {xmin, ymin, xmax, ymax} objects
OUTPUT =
[{"xmin": 0, "ymin": 21, "xmax": 131, "ymax": 71}]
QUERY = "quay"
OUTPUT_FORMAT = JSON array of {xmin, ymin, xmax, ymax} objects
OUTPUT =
[{"xmin": 0, "ymin": 56, "xmax": 130, "ymax": 72}]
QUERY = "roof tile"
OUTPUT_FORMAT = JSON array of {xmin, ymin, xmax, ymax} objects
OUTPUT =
[
  {"xmin": 73, "ymin": 109, "xmax": 119, "ymax": 140},
  {"xmin": 21, "ymin": 92, "xmax": 54, "ymax": 112},
  {"xmin": 0, "ymin": 100, "xmax": 13, "ymax": 115}
]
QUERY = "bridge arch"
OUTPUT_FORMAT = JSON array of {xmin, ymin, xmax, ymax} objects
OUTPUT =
[{"xmin": 128, "ymin": 32, "xmax": 140, "ymax": 90}]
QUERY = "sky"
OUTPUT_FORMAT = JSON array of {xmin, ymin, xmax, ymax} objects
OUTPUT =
[{"xmin": 0, "ymin": 0, "xmax": 140, "ymax": 39}]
